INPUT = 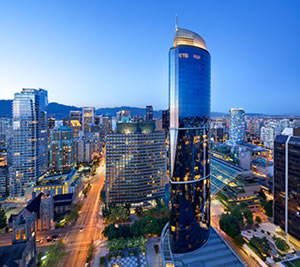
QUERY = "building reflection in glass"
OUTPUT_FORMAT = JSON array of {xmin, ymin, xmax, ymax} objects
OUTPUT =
[{"xmin": 169, "ymin": 26, "xmax": 211, "ymax": 253}]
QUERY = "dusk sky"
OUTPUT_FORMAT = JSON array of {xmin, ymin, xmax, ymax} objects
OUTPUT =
[{"xmin": 0, "ymin": 0, "xmax": 299, "ymax": 115}]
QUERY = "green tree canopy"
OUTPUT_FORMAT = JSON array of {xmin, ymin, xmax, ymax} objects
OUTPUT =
[{"xmin": 0, "ymin": 205, "xmax": 7, "ymax": 229}]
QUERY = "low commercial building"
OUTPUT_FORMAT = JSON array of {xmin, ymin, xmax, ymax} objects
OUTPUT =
[{"xmin": 25, "ymin": 169, "xmax": 80, "ymax": 198}]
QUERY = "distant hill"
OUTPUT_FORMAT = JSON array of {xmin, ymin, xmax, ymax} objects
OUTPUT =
[
  {"xmin": 0, "ymin": 100, "xmax": 296, "ymax": 119},
  {"xmin": 0, "ymin": 100, "xmax": 161, "ymax": 119}
]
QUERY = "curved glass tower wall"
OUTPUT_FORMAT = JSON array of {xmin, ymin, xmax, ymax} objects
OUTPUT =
[{"xmin": 169, "ymin": 28, "xmax": 211, "ymax": 253}]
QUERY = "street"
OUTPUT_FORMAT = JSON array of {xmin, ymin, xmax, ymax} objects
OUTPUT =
[{"xmin": 63, "ymin": 159, "xmax": 106, "ymax": 267}]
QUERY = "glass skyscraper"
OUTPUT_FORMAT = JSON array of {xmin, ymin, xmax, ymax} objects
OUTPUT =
[
  {"xmin": 229, "ymin": 108, "xmax": 245, "ymax": 144},
  {"xmin": 169, "ymin": 26, "xmax": 211, "ymax": 253},
  {"xmin": 274, "ymin": 130, "xmax": 300, "ymax": 240},
  {"xmin": 9, "ymin": 88, "xmax": 48, "ymax": 198}
]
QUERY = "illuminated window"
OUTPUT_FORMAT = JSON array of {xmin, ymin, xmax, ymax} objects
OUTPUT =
[
  {"xmin": 21, "ymin": 229, "xmax": 26, "ymax": 240},
  {"xmin": 193, "ymin": 54, "xmax": 200, "ymax": 59},
  {"xmin": 179, "ymin": 53, "xmax": 188, "ymax": 58},
  {"xmin": 16, "ymin": 230, "xmax": 20, "ymax": 240}
]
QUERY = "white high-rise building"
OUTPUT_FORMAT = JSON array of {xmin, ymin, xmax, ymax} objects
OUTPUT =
[
  {"xmin": 229, "ymin": 108, "xmax": 246, "ymax": 144},
  {"xmin": 9, "ymin": 89, "xmax": 48, "ymax": 197}
]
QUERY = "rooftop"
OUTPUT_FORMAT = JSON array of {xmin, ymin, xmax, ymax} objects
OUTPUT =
[
  {"xmin": 161, "ymin": 225, "xmax": 245, "ymax": 267},
  {"xmin": 174, "ymin": 28, "xmax": 207, "ymax": 50}
]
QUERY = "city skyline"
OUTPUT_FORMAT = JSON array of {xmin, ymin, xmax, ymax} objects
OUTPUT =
[{"xmin": 0, "ymin": 1, "xmax": 300, "ymax": 115}]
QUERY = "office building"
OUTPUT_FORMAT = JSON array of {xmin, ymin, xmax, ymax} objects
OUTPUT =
[
  {"xmin": 274, "ymin": 129, "xmax": 300, "ymax": 240},
  {"xmin": 229, "ymin": 108, "xmax": 245, "ymax": 144},
  {"xmin": 105, "ymin": 122, "xmax": 166, "ymax": 205},
  {"xmin": 48, "ymin": 117, "xmax": 55, "ymax": 130},
  {"xmin": 116, "ymin": 110, "xmax": 131, "ymax": 122},
  {"xmin": 70, "ymin": 110, "xmax": 81, "ymax": 122},
  {"xmin": 73, "ymin": 133, "xmax": 100, "ymax": 164},
  {"xmin": 49, "ymin": 126, "xmax": 74, "ymax": 172},
  {"xmin": 261, "ymin": 126, "xmax": 274, "ymax": 149},
  {"xmin": 168, "ymin": 25, "xmax": 211, "ymax": 253},
  {"xmin": 161, "ymin": 24, "xmax": 244, "ymax": 267},
  {"xmin": 162, "ymin": 109, "xmax": 169, "ymax": 133},
  {"xmin": 102, "ymin": 116, "xmax": 112, "ymax": 134},
  {"xmin": 82, "ymin": 107, "xmax": 95, "ymax": 132},
  {"xmin": 9, "ymin": 89, "xmax": 48, "ymax": 198},
  {"xmin": 0, "ymin": 167, "xmax": 8, "ymax": 197},
  {"xmin": 146, "ymin": 105, "xmax": 153, "ymax": 122},
  {"xmin": 0, "ymin": 117, "xmax": 11, "ymax": 167}
]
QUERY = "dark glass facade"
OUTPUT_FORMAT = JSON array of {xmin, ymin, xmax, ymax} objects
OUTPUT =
[
  {"xmin": 169, "ymin": 29, "xmax": 211, "ymax": 253},
  {"xmin": 274, "ymin": 134, "xmax": 300, "ymax": 239}
]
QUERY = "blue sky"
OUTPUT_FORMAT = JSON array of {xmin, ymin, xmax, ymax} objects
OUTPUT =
[{"xmin": 0, "ymin": 0, "xmax": 299, "ymax": 114}]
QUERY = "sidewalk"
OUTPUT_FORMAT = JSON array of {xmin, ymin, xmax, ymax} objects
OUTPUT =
[{"xmin": 91, "ymin": 241, "xmax": 108, "ymax": 267}]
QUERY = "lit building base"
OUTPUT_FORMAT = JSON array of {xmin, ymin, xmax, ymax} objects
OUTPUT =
[{"xmin": 161, "ymin": 223, "xmax": 245, "ymax": 267}]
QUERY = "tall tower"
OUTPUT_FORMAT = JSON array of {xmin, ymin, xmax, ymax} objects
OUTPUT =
[
  {"xmin": 229, "ymin": 108, "xmax": 245, "ymax": 144},
  {"xmin": 9, "ymin": 88, "xmax": 48, "ymax": 197},
  {"xmin": 146, "ymin": 105, "xmax": 153, "ymax": 122},
  {"xmin": 49, "ymin": 126, "xmax": 74, "ymax": 172},
  {"xmin": 82, "ymin": 107, "xmax": 95, "ymax": 133},
  {"xmin": 169, "ymin": 26, "xmax": 211, "ymax": 253}
]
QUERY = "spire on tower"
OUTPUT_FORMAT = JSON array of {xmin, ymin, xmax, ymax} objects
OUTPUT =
[{"xmin": 175, "ymin": 15, "xmax": 178, "ymax": 31}]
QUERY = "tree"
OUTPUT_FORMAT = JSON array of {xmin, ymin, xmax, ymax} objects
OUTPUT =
[
  {"xmin": 263, "ymin": 200, "xmax": 273, "ymax": 217},
  {"xmin": 43, "ymin": 240, "xmax": 66, "ymax": 267},
  {"xmin": 233, "ymin": 235, "xmax": 244, "ymax": 247},
  {"xmin": 219, "ymin": 213, "xmax": 240, "ymax": 238},
  {"xmin": 258, "ymin": 189, "xmax": 267, "ymax": 201},
  {"xmin": 0, "ymin": 205, "xmax": 7, "ymax": 229},
  {"xmin": 273, "ymin": 236, "xmax": 290, "ymax": 252},
  {"xmin": 243, "ymin": 208, "xmax": 253, "ymax": 226},
  {"xmin": 255, "ymin": 216, "xmax": 262, "ymax": 224},
  {"xmin": 231, "ymin": 206, "xmax": 244, "ymax": 227},
  {"xmin": 86, "ymin": 242, "xmax": 95, "ymax": 263}
]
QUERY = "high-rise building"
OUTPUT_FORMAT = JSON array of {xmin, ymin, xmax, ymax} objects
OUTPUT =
[
  {"xmin": 146, "ymin": 105, "xmax": 153, "ymax": 122},
  {"xmin": 102, "ymin": 116, "xmax": 112, "ymax": 135},
  {"xmin": 274, "ymin": 129, "xmax": 300, "ymax": 240},
  {"xmin": 116, "ymin": 110, "xmax": 131, "ymax": 122},
  {"xmin": 168, "ymin": 26, "xmax": 211, "ymax": 253},
  {"xmin": 229, "ymin": 108, "xmax": 245, "ymax": 144},
  {"xmin": 261, "ymin": 125, "xmax": 276, "ymax": 149},
  {"xmin": 70, "ymin": 110, "xmax": 81, "ymax": 122},
  {"xmin": 49, "ymin": 126, "xmax": 74, "ymax": 172},
  {"xmin": 0, "ymin": 167, "xmax": 8, "ymax": 197},
  {"xmin": 162, "ymin": 109, "xmax": 169, "ymax": 133},
  {"xmin": 48, "ymin": 117, "xmax": 55, "ymax": 130},
  {"xmin": 9, "ymin": 89, "xmax": 48, "ymax": 198},
  {"xmin": 82, "ymin": 107, "xmax": 95, "ymax": 132},
  {"xmin": 105, "ymin": 122, "xmax": 166, "ymax": 205}
]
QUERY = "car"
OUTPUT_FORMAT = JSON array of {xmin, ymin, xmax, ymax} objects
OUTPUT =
[
  {"xmin": 52, "ymin": 234, "xmax": 58, "ymax": 239},
  {"xmin": 80, "ymin": 227, "xmax": 83, "ymax": 232}
]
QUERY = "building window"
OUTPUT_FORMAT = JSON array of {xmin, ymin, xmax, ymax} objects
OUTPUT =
[
  {"xmin": 179, "ymin": 53, "xmax": 188, "ymax": 58},
  {"xmin": 16, "ymin": 230, "xmax": 20, "ymax": 240},
  {"xmin": 193, "ymin": 54, "xmax": 200, "ymax": 59}
]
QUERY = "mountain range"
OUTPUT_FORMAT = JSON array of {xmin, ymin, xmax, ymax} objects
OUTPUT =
[
  {"xmin": 0, "ymin": 100, "xmax": 164, "ymax": 119},
  {"xmin": 0, "ymin": 100, "xmax": 294, "ymax": 119}
]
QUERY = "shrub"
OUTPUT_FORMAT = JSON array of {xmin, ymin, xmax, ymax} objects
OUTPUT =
[{"xmin": 100, "ymin": 256, "xmax": 105, "ymax": 266}]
